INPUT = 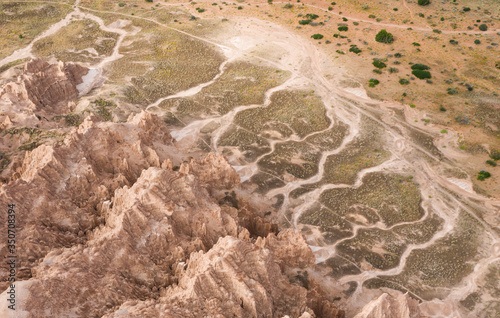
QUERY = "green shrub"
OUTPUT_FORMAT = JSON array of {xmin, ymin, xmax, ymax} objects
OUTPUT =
[
  {"xmin": 447, "ymin": 87, "xmax": 458, "ymax": 95},
  {"xmin": 440, "ymin": 106, "xmax": 446, "ymax": 112},
  {"xmin": 399, "ymin": 78, "xmax": 410, "ymax": 85},
  {"xmin": 463, "ymin": 7, "xmax": 470, "ymax": 12},
  {"xmin": 196, "ymin": 7, "xmax": 205, "ymax": 12},
  {"xmin": 368, "ymin": 79, "xmax": 380, "ymax": 87},
  {"xmin": 331, "ymin": 1, "xmax": 336, "ymax": 4},
  {"xmin": 433, "ymin": 29, "xmax": 442, "ymax": 34},
  {"xmin": 474, "ymin": 39, "xmax": 481, "ymax": 44},
  {"xmin": 353, "ymin": 21, "xmax": 359, "ymax": 25},
  {"xmin": 368, "ymin": 14, "xmax": 376, "ymax": 18},
  {"xmin": 328, "ymin": 6, "xmax": 333, "ymax": 10},
  {"xmin": 342, "ymin": 17, "xmax": 348, "ymax": 21},
  {"xmin": 349, "ymin": 45, "xmax": 362, "ymax": 54},
  {"xmin": 373, "ymin": 69, "xmax": 382, "ymax": 74},
  {"xmin": 338, "ymin": 26, "xmax": 348, "ymax": 31},
  {"xmin": 237, "ymin": 6, "xmax": 242, "ymax": 9},
  {"xmin": 388, "ymin": 67, "xmax": 399, "ymax": 73},
  {"xmin": 372, "ymin": 60, "xmax": 387, "ymax": 68},
  {"xmin": 394, "ymin": 53, "xmax": 402, "ymax": 58},
  {"xmin": 306, "ymin": 13, "xmax": 319, "ymax": 19},
  {"xmin": 375, "ymin": 29, "xmax": 394, "ymax": 43},
  {"xmin": 486, "ymin": 160, "xmax": 497, "ymax": 167},
  {"xmin": 409, "ymin": 104, "xmax": 416, "ymax": 108},
  {"xmin": 411, "ymin": 64, "xmax": 430, "ymax": 70},
  {"xmin": 412, "ymin": 70, "xmax": 431, "ymax": 79},
  {"xmin": 118, "ymin": 2, "xmax": 125, "ymax": 6},
  {"xmin": 418, "ymin": 0, "xmax": 430, "ymax": 5},
  {"xmin": 145, "ymin": 0, "xmax": 153, "ymax": 2},
  {"xmin": 440, "ymin": 129, "xmax": 447, "ymax": 133},
  {"xmin": 477, "ymin": 170, "xmax": 491, "ymax": 181},
  {"xmin": 412, "ymin": 42, "xmax": 421, "ymax": 46},
  {"xmin": 479, "ymin": 24, "xmax": 488, "ymax": 31},
  {"xmin": 299, "ymin": 19, "xmax": 312, "ymax": 25},
  {"xmin": 283, "ymin": 3, "xmax": 293, "ymax": 8},
  {"xmin": 490, "ymin": 150, "xmax": 500, "ymax": 161},
  {"xmin": 336, "ymin": 50, "xmax": 345, "ymax": 54},
  {"xmin": 311, "ymin": 34, "xmax": 324, "ymax": 39}
]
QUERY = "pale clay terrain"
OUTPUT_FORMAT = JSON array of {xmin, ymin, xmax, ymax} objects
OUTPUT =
[{"xmin": 0, "ymin": 0, "xmax": 499, "ymax": 317}]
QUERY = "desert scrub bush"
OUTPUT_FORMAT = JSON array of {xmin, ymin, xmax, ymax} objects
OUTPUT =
[
  {"xmin": 373, "ymin": 69, "xmax": 382, "ymax": 74},
  {"xmin": 237, "ymin": 6, "xmax": 242, "ymax": 9},
  {"xmin": 388, "ymin": 67, "xmax": 398, "ymax": 73},
  {"xmin": 299, "ymin": 19, "xmax": 311, "ymax": 25},
  {"xmin": 412, "ymin": 42, "xmax": 420, "ymax": 46},
  {"xmin": 311, "ymin": 34, "xmax": 324, "ymax": 39},
  {"xmin": 449, "ymin": 39, "xmax": 458, "ymax": 45},
  {"xmin": 328, "ymin": 6, "xmax": 333, "ymax": 10},
  {"xmin": 145, "ymin": 0, "xmax": 153, "ymax": 2},
  {"xmin": 349, "ymin": 45, "xmax": 361, "ymax": 54},
  {"xmin": 411, "ymin": 64, "xmax": 430, "ymax": 70},
  {"xmin": 65, "ymin": 113, "xmax": 82, "ymax": 126},
  {"xmin": 353, "ymin": 21, "xmax": 359, "ymax": 26},
  {"xmin": 399, "ymin": 78, "xmax": 410, "ymax": 85},
  {"xmin": 368, "ymin": 14, "xmax": 376, "ymax": 19},
  {"xmin": 118, "ymin": 2, "xmax": 125, "ymax": 6},
  {"xmin": 305, "ymin": 13, "xmax": 319, "ymax": 20},
  {"xmin": 474, "ymin": 39, "xmax": 481, "ymax": 44},
  {"xmin": 477, "ymin": 170, "xmax": 491, "ymax": 181},
  {"xmin": 409, "ymin": 104, "xmax": 416, "ymax": 108},
  {"xmin": 196, "ymin": 7, "xmax": 205, "ymax": 12},
  {"xmin": 412, "ymin": 70, "xmax": 431, "ymax": 79},
  {"xmin": 338, "ymin": 26, "xmax": 348, "ymax": 31},
  {"xmin": 372, "ymin": 60, "xmax": 387, "ymax": 69},
  {"xmin": 394, "ymin": 53, "xmax": 402, "ymax": 58},
  {"xmin": 440, "ymin": 129, "xmax": 447, "ymax": 133},
  {"xmin": 490, "ymin": 150, "xmax": 500, "ymax": 161},
  {"xmin": 336, "ymin": 50, "xmax": 345, "ymax": 54},
  {"xmin": 479, "ymin": 24, "xmax": 488, "ymax": 31},
  {"xmin": 486, "ymin": 160, "xmax": 497, "ymax": 167},
  {"xmin": 375, "ymin": 29, "xmax": 394, "ymax": 43},
  {"xmin": 283, "ymin": 3, "xmax": 293, "ymax": 8},
  {"xmin": 418, "ymin": 0, "xmax": 430, "ymax": 6},
  {"xmin": 93, "ymin": 99, "xmax": 116, "ymax": 121},
  {"xmin": 463, "ymin": 7, "xmax": 470, "ymax": 12},
  {"xmin": 368, "ymin": 79, "xmax": 379, "ymax": 87},
  {"xmin": 447, "ymin": 87, "xmax": 458, "ymax": 95}
]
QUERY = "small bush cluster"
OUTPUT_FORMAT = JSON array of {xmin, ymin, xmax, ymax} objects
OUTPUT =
[
  {"xmin": 311, "ymin": 34, "xmax": 324, "ymax": 39},
  {"xmin": 338, "ymin": 26, "xmax": 348, "ymax": 31},
  {"xmin": 368, "ymin": 79, "xmax": 380, "ymax": 87},
  {"xmin": 375, "ymin": 29, "xmax": 394, "ymax": 43},
  {"xmin": 412, "ymin": 70, "xmax": 431, "ymax": 79},
  {"xmin": 418, "ymin": 0, "xmax": 430, "ymax": 6},
  {"xmin": 399, "ymin": 78, "xmax": 410, "ymax": 85},
  {"xmin": 477, "ymin": 170, "xmax": 491, "ymax": 181},
  {"xmin": 479, "ymin": 24, "xmax": 488, "ymax": 31},
  {"xmin": 372, "ymin": 60, "xmax": 387, "ymax": 69},
  {"xmin": 349, "ymin": 45, "xmax": 362, "ymax": 53}
]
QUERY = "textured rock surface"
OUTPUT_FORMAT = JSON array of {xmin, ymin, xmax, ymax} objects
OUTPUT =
[
  {"xmin": 0, "ymin": 109, "xmax": 344, "ymax": 318},
  {"xmin": 353, "ymin": 292, "xmax": 421, "ymax": 318},
  {"xmin": 0, "ymin": 58, "xmax": 88, "ymax": 127}
]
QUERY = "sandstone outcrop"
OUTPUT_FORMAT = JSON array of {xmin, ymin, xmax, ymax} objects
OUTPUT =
[
  {"xmin": 0, "ymin": 58, "xmax": 88, "ymax": 127},
  {"xmin": 353, "ymin": 292, "xmax": 421, "ymax": 318},
  {"xmin": 0, "ymin": 110, "xmax": 344, "ymax": 318}
]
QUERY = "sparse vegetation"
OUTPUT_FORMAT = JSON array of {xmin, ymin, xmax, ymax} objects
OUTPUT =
[
  {"xmin": 368, "ymin": 79, "xmax": 380, "ymax": 87},
  {"xmin": 418, "ymin": 0, "xmax": 430, "ymax": 6},
  {"xmin": 399, "ymin": 78, "xmax": 410, "ymax": 85},
  {"xmin": 311, "ymin": 34, "xmax": 324, "ymax": 40}
]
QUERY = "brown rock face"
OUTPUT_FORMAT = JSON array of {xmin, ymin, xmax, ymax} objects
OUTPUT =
[
  {"xmin": 0, "ymin": 111, "xmax": 343, "ymax": 318},
  {"xmin": 353, "ymin": 292, "xmax": 421, "ymax": 318},
  {"xmin": 0, "ymin": 58, "xmax": 88, "ymax": 127}
]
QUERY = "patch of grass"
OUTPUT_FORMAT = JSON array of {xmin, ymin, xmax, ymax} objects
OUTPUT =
[
  {"xmin": 0, "ymin": 3, "xmax": 72, "ymax": 59},
  {"xmin": 33, "ymin": 19, "xmax": 119, "ymax": 63}
]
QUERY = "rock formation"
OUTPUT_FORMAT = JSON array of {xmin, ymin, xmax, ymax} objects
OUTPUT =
[
  {"xmin": 0, "ymin": 58, "xmax": 88, "ymax": 127},
  {"xmin": 353, "ymin": 292, "xmax": 421, "ymax": 318},
  {"xmin": 0, "ymin": 109, "xmax": 344, "ymax": 318}
]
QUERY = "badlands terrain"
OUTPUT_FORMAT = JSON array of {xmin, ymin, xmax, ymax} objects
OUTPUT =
[{"xmin": 0, "ymin": 0, "xmax": 499, "ymax": 317}]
